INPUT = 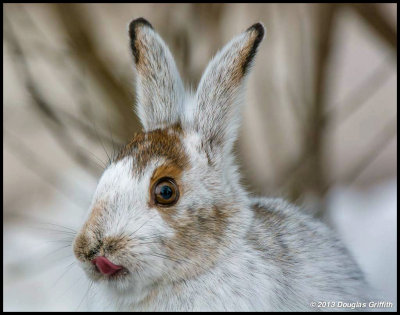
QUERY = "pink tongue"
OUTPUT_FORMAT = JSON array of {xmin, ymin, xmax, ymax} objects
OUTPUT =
[{"xmin": 92, "ymin": 256, "xmax": 123, "ymax": 275}]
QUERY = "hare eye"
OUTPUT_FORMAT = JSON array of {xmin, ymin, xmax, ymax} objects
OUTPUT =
[{"xmin": 153, "ymin": 177, "xmax": 179, "ymax": 206}]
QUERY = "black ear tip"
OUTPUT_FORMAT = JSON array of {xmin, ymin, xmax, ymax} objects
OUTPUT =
[
  {"xmin": 129, "ymin": 17, "xmax": 153, "ymax": 35},
  {"xmin": 247, "ymin": 22, "xmax": 266, "ymax": 42},
  {"xmin": 128, "ymin": 18, "xmax": 153, "ymax": 63},
  {"xmin": 241, "ymin": 22, "xmax": 266, "ymax": 75}
]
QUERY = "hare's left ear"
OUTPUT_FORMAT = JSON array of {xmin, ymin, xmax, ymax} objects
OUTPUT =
[
  {"xmin": 129, "ymin": 18, "xmax": 185, "ymax": 131},
  {"xmin": 185, "ymin": 23, "xmax": 265, "ymax": 158}
]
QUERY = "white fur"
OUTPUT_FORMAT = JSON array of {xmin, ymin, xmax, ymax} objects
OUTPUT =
[
  {"xmin": 133, "ymin": 25, "xmax": 186, "ymax": 131},
  {"xmin": 73, "ymin": 19, "xmax": 376, "ymax": 312}
]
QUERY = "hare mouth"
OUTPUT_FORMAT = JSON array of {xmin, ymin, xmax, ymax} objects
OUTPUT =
[{"xmin": 91, "ymin": 256, "xmax": 129, "ymax": 280}]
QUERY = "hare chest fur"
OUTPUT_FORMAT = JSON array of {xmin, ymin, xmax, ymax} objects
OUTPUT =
[{"xmin": 73, "ymin": 18, "xmax": 372, "ymax": 311}]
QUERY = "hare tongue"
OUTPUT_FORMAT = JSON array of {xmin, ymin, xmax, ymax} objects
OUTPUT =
[{"xmin": 92, "ymin": 256, "xmax": 122, "ymax": 275}]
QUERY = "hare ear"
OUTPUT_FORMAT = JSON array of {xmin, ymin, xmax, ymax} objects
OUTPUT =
[
  {"xmin": 187, "ymin": 23, "xmax": 265, "ymax": 159},
  {"xmin": 129, "ymin": 18, "xmax": 185, "ymax": 131}
]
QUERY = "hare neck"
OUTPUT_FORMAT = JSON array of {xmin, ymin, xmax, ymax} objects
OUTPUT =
[{"xmin": 126, "ymin": 237, "xmax": 270, "ymax": 311}]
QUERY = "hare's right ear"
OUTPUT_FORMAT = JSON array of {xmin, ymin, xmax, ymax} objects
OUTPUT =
[{"xmin": 129, "ymin": 18, "xmax": 185, "ymax": 131}]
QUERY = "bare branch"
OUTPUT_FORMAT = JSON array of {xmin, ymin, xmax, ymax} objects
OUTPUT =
[
  {"xmin": 4, "ymin": 130, "xmax": 90, "ymax": 210},
  {"xmin": 348, "ymin": 3, "xmax": 397, "ymax": 52},
  {"xmin": 338, "ymin": 118, "xmax": 397, "ymax": 187},
  {"xmin": 325, "ymin": 57, "xmax": 395, "ymax": 128},
  {"xmin": 52, "ymin": 3, "xmax": 141, "ymax": 141},
  {"xmin": 284, "ymin": 4, "xmax": 338, "ymax": 210},
  {"xmin": 4, "ymin": 14, "xmax": 102, "ymax": 176},
  {"xmin": 10, "ymin": 5, "xmax": 124, "ymax": 149}
]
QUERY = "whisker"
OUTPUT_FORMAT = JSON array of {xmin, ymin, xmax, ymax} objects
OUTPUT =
[
  {"xmin": 76, "ymin": 279, "xmax": 93, "ymax": 311},
  {"xmin": 35, "ymin": 222, "xmax": 78, "ymax": 233},
  {"xmin": 42, "ymin": 244, "xmax": 73, "ymax": 260},
  {"xmin": 77, "ymin": 145, "xmax": 107, "ymax": 169},
  {"xmin": 136, "ymin": 251, "xmax": 228, "ymax": 290},
  {"xmin": 51, "ymin": 261, "xmax": 77, "ymax": 289},
  {"xmin": 127, "ymin": 213, "xmax": 159, "ymax": 238},
  {"xmin": 44, "ymin": 240, "xmax": 74, "ymax": 246},
  {"xmin": 87, "ymin": 99, "xmax": 112, "ymax": 166},
  {"xmin": 106, "ymin": 113, "xmax": 117, "ymax": 162},
  {"xmin": 55, "ymin": 273, "xmax": 86, "ymax": 306},
  {"xmin": 36, "ymin": 229, "xmax": 76, "ymax": 236},
  {"xmin": 135, "ymin": 237, "xmax": 228, "ymax": 278}
]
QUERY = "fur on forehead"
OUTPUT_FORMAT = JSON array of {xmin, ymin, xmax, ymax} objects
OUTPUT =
[{"xmin": 115, "ymin": 124, "xmax": 188, "ymax": 175}]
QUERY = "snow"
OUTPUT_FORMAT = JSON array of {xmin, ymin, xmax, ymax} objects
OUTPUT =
[{"xmin": 326, "ymin": 179, "xmax": 397, "ymax": 311}]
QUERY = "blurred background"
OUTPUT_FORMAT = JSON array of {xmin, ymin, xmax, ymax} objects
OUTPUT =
[{"xmin": 3, "ymin": 3, "xmax": 397, "ymax": 311}]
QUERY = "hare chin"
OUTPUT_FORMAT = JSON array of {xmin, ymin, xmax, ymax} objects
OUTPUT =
[{"xmin": 96, "ymin": 271, "xmax": 137, "ymax": 291}]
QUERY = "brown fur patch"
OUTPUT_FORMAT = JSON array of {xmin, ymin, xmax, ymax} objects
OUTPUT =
[
  {"xmin": 74, "ymin": 200, "xmax": 133, "ymax": 262},
  {"xmin": 85, "ymin": 200, "xmax": 106, "ymax": 230},
  {"xmin": 115, "ymin": 124, "xmax": 189, "ymax": 223},
  {"xmin": 161, "ymin": 204, "xmax": 237, "ymax": 281},
  {"xmin": 73, "ymin": 232, "xmax": 91, "ymax": 261},
  {"xmin": 115, "ymin": 124, "xmax": 187, "ymax": 176},
  {"xmin": 247, "ymin": 203, "xmax": 294, "ymax": 265},
  {"xmin": 73, "ymin": 200, "xmax": 108, "ymax": 261},
  {"xmin": 101, "ymin": 235, "xmax": 130, "ymax": 257},
  {"xmin": 150, "ymin": 164, "xmax": 184, "ymax": 186},
  {"xmin": 74, "ymin": 232, "xmax": 131, "ymax": 263},
  {"xmin": 251, "ymin": 203, "xmax": 287, "ymax": 228}
]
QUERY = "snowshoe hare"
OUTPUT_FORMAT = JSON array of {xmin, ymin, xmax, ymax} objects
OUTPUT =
[{"xmin": 73, "ymin": 18, "xmax": 374, "ymax": 311}]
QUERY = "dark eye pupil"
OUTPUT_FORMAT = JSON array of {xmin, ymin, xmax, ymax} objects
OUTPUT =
[{"xmin": 160, "ymin": 185, "xmax": 172, "ymax": 199}]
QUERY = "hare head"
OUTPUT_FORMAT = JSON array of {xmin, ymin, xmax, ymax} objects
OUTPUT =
[{"xmin": 73, "ymin": 18, "xmax": 265, "ymax": 297}]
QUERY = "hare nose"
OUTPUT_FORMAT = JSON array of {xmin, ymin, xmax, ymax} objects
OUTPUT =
[{"xmin": 92, "ymin": 256, "xmax": 123, "ymax": 276}]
